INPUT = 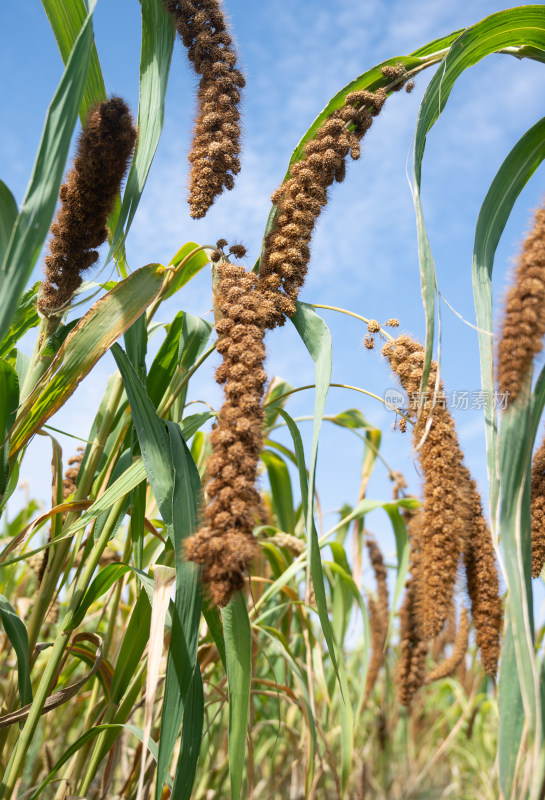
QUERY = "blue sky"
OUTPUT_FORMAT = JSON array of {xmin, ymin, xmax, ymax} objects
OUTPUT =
[{"xmin": 2, "ymin": 1, "xmax": 545, "ymax": 600}]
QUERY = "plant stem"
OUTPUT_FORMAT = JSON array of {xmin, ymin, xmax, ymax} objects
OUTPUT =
[
  {"xmin": 1, "ymin": 494, "xmax": 126, "ymax": 799},
  {"xmin": 264, "ymin": 382, "xmax": 412, "ymax": 426},
  {"xmin": 26, "ymin": 374, "xmax": 124, "ymax": 654},
  {"xmin": 312, "ymin": 303, "xmax": 395, "ymax": 341}
]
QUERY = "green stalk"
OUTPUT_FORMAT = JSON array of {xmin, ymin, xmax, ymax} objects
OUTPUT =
[
  {"xmin": 1, "ymin": 493, "xmax": 126, "ymax": 799},
  {"xmin": 0, "ymin": 376, "xmax": 124, "ymax": 762},
  {"xmin": 52, "ymin": 514, "xmax": 133, "ymax": 799},
  {"xmin": 25, "ymin": 374, "xmax": 124, "ymax": 653}
]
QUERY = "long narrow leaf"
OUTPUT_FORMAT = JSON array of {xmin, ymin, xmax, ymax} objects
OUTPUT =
[
  {"xmin": 0, "ymin": 595, "xmax": 32, "ymax": 708},
  {"xmin": 222, "ymin": 592, "xmax": 252, "ymax": 800},
  {"xmin": 108, "ymin": 0, "xmax": 175, "ymax": 262},
  {"xmin": 41, "ymin": 0, "xmax": 106, "ymax": 120},
  {"xmin": 10, "ymin": 265, "xmax": 164, "ymax": 455},
  {"xmin": 0, "ymin": 0, "xmax": 96, "ymax": 344},
  {"xmin": 289, "ymin": 303, "xmax": 342, "ymax": 685}
]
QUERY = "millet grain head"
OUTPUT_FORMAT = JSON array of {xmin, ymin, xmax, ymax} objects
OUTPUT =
[
  {"xmin": 258, "ymin": 88, "xmax": 388, "ymax": 328},
  {"xmin": 396, "ymin": 514, "xmax": 428, "ymax": 706},
  {"xmin": 364, "ymin": 535, "xmax": 389, "ymax": 704},
  {"xmin": 531, "ymin": 435, "xmax": 545, "ymax": 578},
  {"xmin": 425, "ymin": 609, "xmax": 470, "ymax": 684},
  {"xmin": 497, "ymin": 202, "xmax": 545, "ymax": 405},
  {"xmin": 461, "ymin": 469, "xmax": 502, "ymax": 677},
  {"xmin": 38, "ymin": 98, "xmax": 136, "ymax": 316},
  {"xmin": 184, "ymin": 262, "xmax": 268, "ymax": 606},
  {"xmin": 383, "ymin": 335, "xmax": 471, "ymax": 639},
  {"xmin": 161, "ymin": 0, "xmax": 245, "ymax": 218}
]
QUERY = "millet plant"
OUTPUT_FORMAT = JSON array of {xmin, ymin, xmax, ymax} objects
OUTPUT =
[{"xmin": 1, "ymin": 1, "xmax": 545, "ymax": 798}]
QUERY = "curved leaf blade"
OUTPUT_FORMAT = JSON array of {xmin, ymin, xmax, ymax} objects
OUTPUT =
[
  {"xmin": 0, "ymin": 595, "xmax": 32, "ymax": 708},
  {"xmin": 222, "ymin": 592, "xmax": 252, "ymax": 800},
  {"xmin": 0, "ymin": 0, "xmax": 96, "ymax": 345},
  {"xmin": 108, "ymin": 0, "xmax": 175, "ymax": 262},
  {"xmin": 10, "ymin": 264, "xmax": 164, "ymax": 455}
]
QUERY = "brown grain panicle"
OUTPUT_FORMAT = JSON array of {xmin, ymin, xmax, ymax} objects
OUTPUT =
[
  {"xmin": 461, "ymin": 468, "xmax": 502, "ymax": 677},
  {"xmin": 258, "ymin": 88, "xmax": 388, "ymax": 328},
  {"xmin": 396, "ymin": 513, "xmax": 428, "ymax": 706},
  {"xmin": 363, "ymin": 534, "xmax": 389, "ymax": 705},
  {"xmin": 383, "ymin": 335, "xmax": 471, "ymax": 639},
  {"xmin": 184, "ymin": 261, "xmax": 268, "ymax": 606},
  {"xmin": 38, "ymin": 98, "xmax": 136, "ymax": 316},
  {"xmin": 162, "ymin": 0, "xmax": 245, "ymax": 218},
  {"xmin": 531, "ymin": 434, "xmax": 545, "ymax": 578},
  {"xmin": 425, "ymin": 609, "xmax": 469, "ymax": 684},
  {"xmin": 497, "ymin": 202, "xmax": 545, "ymax": 405}
]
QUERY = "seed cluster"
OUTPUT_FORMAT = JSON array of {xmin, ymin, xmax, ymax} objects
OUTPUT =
[
  {"xmin": 161, "ymin": 0, "xmax": 245, "ymax": 218},
  {"xmin": 63, "ymin": 448, "xmax": 85, "ymax": 500},
  {"xmin": 425, "ymin": 609, "xmax": 469, "ymax": 685},
  {"xmin": 383, "ymin": 335, "xmax": 470, "ymax": 639},
  {"xmin": 258, "ymin": 89, "xmax": 387, "ymax": 328},
  {"xmin": 38, "ymin": 98, "xmax": 136, "ymax": 316},
  {"xmin": 531, "ymin": 436, "xmax": 545, "ymax": 578},
  {"xmin": 497, "ymin": 202, "xmax": 545, "ymax": 405},
  {"xmin": 462, "ymin": 469, "xmax": 502, "ymax": 676},
  {"xmin": 364, "ymin": 535, "xmax": 389, "ymax": 705},
  {"xmin": 397, "ymin": 514, "xmax": 428, "ymax": 706},
  {"xmin": 384, "ymin": 335, "xmax": 502, "ymax": 676},
  {"xmin": 184, "ymin": 261, "xmax": 267, "ymax": 606}
]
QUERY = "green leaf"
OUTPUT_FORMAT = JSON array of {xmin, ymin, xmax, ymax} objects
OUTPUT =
[
  {"xmin": 414, "ymin": 6, "xmax": 545, "ymax": 394},
  {"xmin": 498, "ymin": 616, "xmax": 525, "ymax": 799},
  {"xmin": 262, "ymin": 377, "xmax": 295, "ymax": 432},
  {"xmin": 156, "ymin": 422, "xmax": 203, "ymax": 799},
  {"xmin": 171, "ymin": 667, "xmax": 204, "ymax": 800},
  {"xmin": 289, "ymin": 303, "xmax": 342, "ymax": 684},
  {"xmin": 108, "ymin": 0, "xmax": 175, "ymax": 262},
  {"xmin": 111, "ymin": 342, "xmax": 174, "ymax": 532},
  {"xmin": 179, "ymin": 312, "xmax": 213, "ymax": 370},
  {"xmin": 147, "ymin": 311, "xmax": 185, "ymax": 406},
  {"xmin": 0, "ymin": 0, "xmax": 96, "ymax": 345},
  {"xmin": 26, "ymin": 721, "xmax": 170, "ymax": 800},
  {"xmin": 112, "ymin": 345, "xmax": 203, "ymax": 798},
  {"xmin": 0, "ymin": 595, "xmax": 32, "ymax": 708},
  {"xmin": 0, "ymin": 181, "xmax": 18, "ymax": 267},
  {"xmin": 470, "ymin": 96, "xmax": 545, "ymax": 800},
  {"xmin": 383, "ymin": 504, "xmax": 409, "ymax": 627},
  {"xmin": 179, "ymin": 412, "xmax": 213, "ymax": 442},
  {"xmin": 62, "ymin": 459, "xmax": 146, "ymax": 542},
  {"xmin": 41, "ymin": 0, "xmax": 107, "ymax": 120},
  {"xmin": 164, "ymin": 242, "xmax": 210, "ymax": 299},
  {"xmin": 202, "ymin": 598, "xmax": 226, "ymax": 668},
  {"xmin": 9, "ymin": 265, "xmax": 164, "ymax": 456},
  {"xmin": 110, "ymin": 590, "xmax": 151, "ymax": 705},
  {"xmin": 473, "ymin": 115, "xmax": 545, "ymax": 509},
  {"xmin": 0, "ymin": 284, "xmax": 40, "ymax": 361},
  {"xmin": 68, "ymin": 564, "xmax": 132, "ymax": 631},
  {"xmin": 0, "ymin": 360, "xmax": 18, "ymax": 497},
  {"xmin": 328, "ymin": 408, "xmax": 377, "ymax": 431},
  {"xmin": 222, "ymin": 592, "xmax": 252, "ymax": 800}
]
